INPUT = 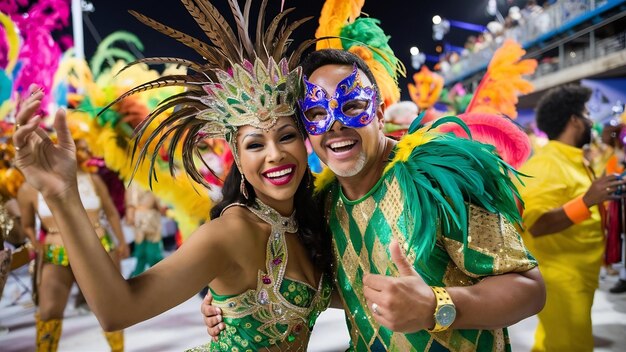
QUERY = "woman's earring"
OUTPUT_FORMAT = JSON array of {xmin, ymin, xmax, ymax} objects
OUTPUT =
[{"xmin": 240, "ymin": 175, "xmax": 249, "ymax": 200}]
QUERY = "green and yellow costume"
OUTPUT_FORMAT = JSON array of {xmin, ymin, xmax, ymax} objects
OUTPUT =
[
  {"xmin": 189, "ymin": 200, "xmax": 332, "ymax": 352},
  {"xmin": 316, "ymin": 117, "xmax": 538, "ymax": 351}
]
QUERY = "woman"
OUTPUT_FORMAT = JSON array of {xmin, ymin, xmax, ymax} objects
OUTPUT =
[
  {"xmin": 0, "ymin": 135, "xmax": 26, "ymax": 308},
  {"xmin": 1, "ymin": 199, "xmax": 25, "ymax": 300},
  {"xmin": 13, "ymin": 4, "xmax": 338, "ymax": 350},
  {"xmin": 125, "ymin": 184, "xmax": 164, "ymax": 277},
  {"xmin": 14, "ymin": 78, "xmax": 332, "ymax": 350},
  {"xmin": 17, "ymin": 135, "xmax": 130, "ymax": 352}
]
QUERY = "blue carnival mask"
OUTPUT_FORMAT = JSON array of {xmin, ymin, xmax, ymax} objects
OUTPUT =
[{"xmin": 298, "ymin": 65, "xmax": 377, "ymax": 135}]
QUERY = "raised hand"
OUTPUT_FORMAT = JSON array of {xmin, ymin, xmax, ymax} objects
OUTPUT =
[
  {"xmin": 201, "ymin": 291, "xmax": 224, "ymax": 341},
  {"xmin": 13, "ymin": 85, "xmax": 78, "ymax": 199},
  {"xmin": 362, "ymin": 241, "xmax": 437, "ymax": 333}
]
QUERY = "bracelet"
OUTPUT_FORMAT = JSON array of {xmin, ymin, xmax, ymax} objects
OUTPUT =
[{"xmin": 562, "ymin": 195, "xmax": 591, "ymax": 224}]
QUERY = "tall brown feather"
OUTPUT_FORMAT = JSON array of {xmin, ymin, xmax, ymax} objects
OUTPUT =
[
  {"xmin": 228, "ymin": 0, "xmax": 255, "ymax": 59},
  {"xmin": 243, "ymin": 0, "xmax": 252, "ymax": 36},
  {"xmin": 128, "ymin": 10, "xmax": 223, "ymax": 65},
  {"xmin": 180, "ymin": 0, "xmax": 239, "ymax": 65},
  {"xmin": 115, "ymin": 57, "xmax": 205, "ymax": 77},
  {"xmin": 264, "ymin": 8, "xmax": 295, "ymax": 58},
  {"xmin": 255, "ymin": 0, "xmax": 270, "ymax": 61},
  {"xmin": 192, "ymin": 0, "xmax": 241, "ymax": 59},
  {"xmin": 288, "ymin": 38, "xmax": 318, "ymax": 70},
  {"xmin": 99, "ymin": 76, "xmax": 199, "ymax": 115},
  {"xmin": 272, "ymin": 17, "xmax": 314, "ymax": 62},
  {"xmin": 132, "ymin": 107, "xmax": 202, "ymax": 186}
]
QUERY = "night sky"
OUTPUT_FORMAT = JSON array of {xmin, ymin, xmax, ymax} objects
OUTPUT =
[{"xmin": 84, "ymin": 0, "xmax": 531, "ymax": 100}]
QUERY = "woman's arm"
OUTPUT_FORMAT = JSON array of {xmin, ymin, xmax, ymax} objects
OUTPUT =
[
  {"xmin": 13, "ymin": 91, "xmax": 238, "ymax": 331},
  {"xmin": 44, "ymin": 189, "xmax": 235, "ymax": 330},
  {"xmin": 91, "ymin": 174, "xmax": 129, "ymax": 259}
]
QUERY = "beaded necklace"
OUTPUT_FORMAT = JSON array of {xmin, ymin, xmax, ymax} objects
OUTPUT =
[{"xmin": 214, "ymin": 198, "xmax": 328, "ymax": 350}]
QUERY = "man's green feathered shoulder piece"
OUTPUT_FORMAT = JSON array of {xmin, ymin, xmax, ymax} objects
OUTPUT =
[
  {"xmin": 314, "ymin": 113, "xmax": 524, "ymax": 262},
  {"xmin": 386, "ymin": 113, "xmax": 523, "ymax": 261}
]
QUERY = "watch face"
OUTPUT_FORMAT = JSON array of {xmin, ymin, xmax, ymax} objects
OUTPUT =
[{"xmin": 436, "ymin": 304, "xmax": 457, "ymax": 327}]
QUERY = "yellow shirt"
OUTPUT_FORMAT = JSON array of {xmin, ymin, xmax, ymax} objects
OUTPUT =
[{"xmin": 516, "ymin": 140, "xmax": 604, "ymax": 286}]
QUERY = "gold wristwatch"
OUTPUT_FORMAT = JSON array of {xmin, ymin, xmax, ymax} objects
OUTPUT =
[{"xmin": 427, "ymin": 286, "xmax": 456, "ymax": 332}]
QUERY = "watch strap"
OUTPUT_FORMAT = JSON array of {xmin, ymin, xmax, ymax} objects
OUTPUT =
[{"xmin": 427, "ymin": 286, "xmax": 455, "ymax": 332}]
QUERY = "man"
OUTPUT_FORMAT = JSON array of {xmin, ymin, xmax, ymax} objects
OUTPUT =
[
  {"xmin": 516, "ymin": 85, "xmax": 626, "ymax": 352},
  {"xmin": 204, "ymin": 49, "xmax": 545, "ymax": 351},
  {"xmin": 600, "ymin": 122, "xmax": 626, "ymax": 294}
]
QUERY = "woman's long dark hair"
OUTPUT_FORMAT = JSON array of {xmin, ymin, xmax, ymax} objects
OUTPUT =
[{"xmin": 211, "ymin": 166, "xmax": 332, "ymax": 274}]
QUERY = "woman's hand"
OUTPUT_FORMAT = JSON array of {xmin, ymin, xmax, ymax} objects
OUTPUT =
[{"xmin": 13, "ymin": 85, "xmax": 78, "ymax": 199}]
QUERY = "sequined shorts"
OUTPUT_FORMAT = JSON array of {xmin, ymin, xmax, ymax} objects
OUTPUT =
[{"xmin": 44, "ymin": 234, "xmax": 116, "ymax": 266}]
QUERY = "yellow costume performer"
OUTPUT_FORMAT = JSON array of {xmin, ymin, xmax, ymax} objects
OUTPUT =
[{"xmin": 517, "ymin": 141, "xmax": 604, "ymax": 352}]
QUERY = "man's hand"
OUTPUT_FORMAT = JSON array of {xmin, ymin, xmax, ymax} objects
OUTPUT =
[
  {"xmin": 583, "ymin": 174, "xmax": 626, "ymax": 206},
  {"xmin": 363, "ymin": 241, "xmax": 437, "ymax": 333},
  {"xmin": 201, "ymin": 291, "xmax": 224, "ymax": 341}
]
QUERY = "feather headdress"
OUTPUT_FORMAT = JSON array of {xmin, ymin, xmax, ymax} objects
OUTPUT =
[
  {"xmin": 438, "ymin": 39, "xmax": 537, "ymax": 169},
  {"xmin": 314, "ymin": 0, "xmax": 404, "ymax": 107},
  {"xmin": 102, "ymin": 0, "xmax": 314, "ymax": 188},
  {"xmin": 55, "ymin": 31, "xmax": 213, "ymax": 240}
]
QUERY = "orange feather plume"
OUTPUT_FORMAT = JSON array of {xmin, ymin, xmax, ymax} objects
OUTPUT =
[
  {"xmin": 315, "ymin": 0, "xmax": 365, "ymax": 49},
  {"xmin": 407, "ymin": 66, "xmax": 444, "ymax": 110},
  {"xmin": 466, "ymin": 39, "xmax": 537, "ymax": 119}
]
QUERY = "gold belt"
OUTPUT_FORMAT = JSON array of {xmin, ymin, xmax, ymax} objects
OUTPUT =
[{"xmin": 47, "ymin": 221, "xmax": 101, "ymax": 234}]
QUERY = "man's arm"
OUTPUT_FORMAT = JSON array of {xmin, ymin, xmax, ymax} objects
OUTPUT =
[
  {"xmin": 362, "ymin": 241, "xmax": 545, "ymax": 332},
  {"xmin": 447, "ymin": 267, "xmax": 544, "ymax": 329},
  {"xmin": 201, "ymin": 292, "xmax": 224, "ymax": 341},
  {"xmin": 529, "ymin": 173, "xmax": 626, "ymax": 237}
]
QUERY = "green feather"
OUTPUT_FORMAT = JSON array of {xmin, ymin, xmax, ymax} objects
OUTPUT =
[
  {"xmin": 408, "ymin": 111, "xmax": 427, "ymax": 133},
  {"xmin": 90, "ymin": 31, "xmax": 144, "ymax": 78},
  {"xmin": 391, "ymin": 121, "xmax": 522, "ymax": 263},
  {"xmin": 339, "ymin": 18, "xmax": 398, "ymax": 79},
  {"xmin": 430, "ymin": 115, "xmax": 471, "ymax": 137}
]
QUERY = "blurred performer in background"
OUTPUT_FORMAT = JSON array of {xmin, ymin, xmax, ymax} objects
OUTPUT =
[
  {"xmin": 126, "ymin": 183, "xmax": 163, "ymax": 277},
  {"xmin": 18, "ymin": 134, "xmax": 129, "ymax": 352}
]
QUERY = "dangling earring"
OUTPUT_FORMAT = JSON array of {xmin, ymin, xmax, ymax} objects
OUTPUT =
[{"xmin": 240, "ymin": 175, "xmax": 249, "ymax": 200}]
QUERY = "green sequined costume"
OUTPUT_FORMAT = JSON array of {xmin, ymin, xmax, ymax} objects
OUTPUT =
[
  {"xmin": 316, "ymin": 118, "xmax": 537, "ymax": 351},
  {"xmin": 188, "ymin": 200, "xmax": 332, "ymax": 352}
]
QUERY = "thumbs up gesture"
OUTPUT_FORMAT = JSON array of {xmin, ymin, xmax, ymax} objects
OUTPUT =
[{"xmin": 363, "ymin": 241, "xmax": 437, "ymax": 333}]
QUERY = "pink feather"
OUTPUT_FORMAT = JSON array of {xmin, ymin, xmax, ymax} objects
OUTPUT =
[
  {"xmin": 3, "ymin": 0, "xmax": 72, "ymax": 115},
  {"xmin": 438, "ymin": 112, "xmax": 531, "ymax": 169}
]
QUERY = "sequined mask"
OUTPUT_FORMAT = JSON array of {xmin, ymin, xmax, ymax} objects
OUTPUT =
[{"xmin": 298, "ymin": 65, "xmax": 377, "ymax": 135}]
